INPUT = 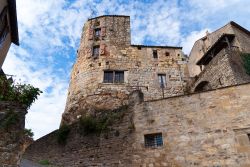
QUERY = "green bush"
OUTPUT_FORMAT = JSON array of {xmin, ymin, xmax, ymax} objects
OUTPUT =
[
  {"xmin": 39, "ymin": 159, "xmax": 50, "ymax": 165},
  {"xmin": 78, "ymin": 105, "xmax": 128, "ymax": 135},
  {"xmin": 23, "ymin": 128, "xmax": 34, "ymax": 138},
  {"xmin": 241, "ymin": 53, "xmax": 250, "ymax": 75},
  {"xmin": 57, "ymin": 124, "xmax": 71, "ymax": 145},
  {"xmin": 0, "ymin": 75, "xmax": 42, "ymax": 109}
]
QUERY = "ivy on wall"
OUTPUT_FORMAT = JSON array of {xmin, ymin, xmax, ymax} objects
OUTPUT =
[
  {"xmin": 0, "ymin": 75, "xmax": 42, "ymax": 109},
  {"xmin": 241, "ymin": 53, "xmax": 250, "ymax": 75}
]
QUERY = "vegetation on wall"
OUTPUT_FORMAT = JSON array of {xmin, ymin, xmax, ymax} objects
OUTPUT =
[
  {"xmin": 78, "ymin": 105, "xmax": 128, "ymax": 135},
  {"xmin": 57, "ymin": 124, "xmax": 71, "ymax": 145},
  {"xmin": 0, "ymin": 75, "xmax": 42, "ymax": 109},
  {"xmin": 23, "ymin": 128, "xmax": 34, "ymax": 138},
  {"xmin": 241, "ymin": 53, "xmax": 250, "ymax": 75}
]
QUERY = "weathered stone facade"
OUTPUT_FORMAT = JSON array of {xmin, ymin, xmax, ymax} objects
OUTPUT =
[
  {"xmin": 25, "ymin": 83, "xmax": 250, "ymax": 167},
  {"xmin": 188, "ymin": 21, "xmax": 250, "ymax": 92},
  {"xmin": 23, "ymin": 16, "xmax": 250, "ymax": 167},
  {"xmin": 62, "ymin": 15, "xmax": 188, "ymax": 125},
  {"xmin": 0, "ymin": 101, "xmax": 26, "ymax": 167}
]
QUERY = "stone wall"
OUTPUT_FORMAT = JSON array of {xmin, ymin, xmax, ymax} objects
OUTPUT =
[
  {"xmin": 63, "ymin": 15, "xmax": 188, "ymax": 125},
  {"xmin": 24, "ymin": 91, "xmax": 143, "ymax": 167},
  {"xmin": 0, "ymin": 101, "xmax": 27, "ymax": 167},
  {"xmin": 132, "ymin": 82, "xmax": 250, "ymax": 167},
  {"xmin": 24, "ymin": 83, "xmax": 250, "ymax": 167}
]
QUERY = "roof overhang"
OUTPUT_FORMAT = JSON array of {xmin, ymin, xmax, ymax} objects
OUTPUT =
[
  {"xmin": 7, "ymin": 0, "xmax": 19, "ymax": 45},
  {"xmin": 196, "ymin": 34, "xmax": 235, "ymax": 65}
]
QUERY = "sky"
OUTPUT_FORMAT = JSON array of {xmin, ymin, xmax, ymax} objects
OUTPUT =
[{"xmin": 3, "ymin": 0, "xmax": 250, "ymax": 139}]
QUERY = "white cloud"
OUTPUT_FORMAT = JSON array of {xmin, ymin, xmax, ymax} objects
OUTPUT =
[{"xmin": 181, "ymin": 29, "xmax": 210, "ymax": 55}]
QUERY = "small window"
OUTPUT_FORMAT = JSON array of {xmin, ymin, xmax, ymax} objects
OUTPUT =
[
  {"xmin": 153, "ymin": 50, "xmax": 158, "ymax": 59},
  {"xmin": 247, "ymin": 134, "xmax": 250, "ymax": 141},
  {"xmin": 114, "ymin": 71, "xmax": 124, "ymax": 83},
  {"xmin": 158, "ymin": 74, "xmax": 166, "ymax": 88},
  {"xmin": 103, "ymin": 71, "xmax": 124, "ymax": 83},
  {"xmin": 165, "ymin": 52, "xmax": 170, "ymax": 56},
  {"xmin": 144, "ymin": 133, "xmax": 163, "ymax": 148},
  {"xmin": 94, "ymin": 28, "xmax": 101, "ymax": 37},
  {"xmin": 92, "ymin": 46, "xmax": 100, "ymax": 57},
  {"xmin": 104, "ymin": 71, "xmax": 113, "ymax": 83}
]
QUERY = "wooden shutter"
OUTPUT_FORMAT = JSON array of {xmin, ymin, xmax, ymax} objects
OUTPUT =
[
  {"xmin": 100, "ymin": 44, "xmax": 106, "ymax": 55},
  {"xmin": 101, "ymin": 27, "xmax": 106, "ymax": 37},
  {"xmin": 88, "ymin": 28, "xmax": 93, "ymax": 40}
]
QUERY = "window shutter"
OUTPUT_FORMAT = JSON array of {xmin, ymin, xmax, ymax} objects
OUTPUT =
[
  {"xmin": 101, "ymin": 27, "xmax": 106, "ymax": 37},
  {"xmin": 86, "ymin": 47, "xmax": 92, "ymax": 58},
  {"xmin": 88, "ymin": 28, "xmax": 93, "ymax": 40},
  {"xmin": 100, "ymin": 44, "xmax": 106, "ymax": 55}
]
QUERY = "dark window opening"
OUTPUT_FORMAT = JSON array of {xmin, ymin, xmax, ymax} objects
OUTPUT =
[
  {"xmin": 153, "ymin": 50, "xmax": 158, "ymax": 59},
  {"xmin": 144, "ymin": 133, "xmax": 163, "ymax": 148},
  {"xmin": 137, "ymin": 46, "xmax": 141, "ymax": 50},
  {"xmin": 94, "ymin": 28, "xmax": 101, "ymax": 37},
  {"xmin": 114, "ymin": 71, "xmax": 124, "ymax": 83},
  {"xmin": 158, "ymin": 74, "xmax": 166, "ymax": 88},
  {"xmin": 104, "ymin": 71, "xmax": 124, "ymax": 83},
  {"xmin": 92, "ymin": 46, "xmax": 100, "ymax": 57},
  {"xmin": 104, "ymin": 71, "xmax": 113, "ymax": 83},
  {"xmin": 165, "ymin": 52, "xmax": 170, "ymax": 56},
  {"xmin": 247, "ymin": 134, "xmax": 250, "ymax": 141}
]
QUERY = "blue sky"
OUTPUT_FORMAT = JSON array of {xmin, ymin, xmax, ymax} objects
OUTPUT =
[{"xmin": 3, "ymin": 0, "xmax": 250, "ymax": 139}]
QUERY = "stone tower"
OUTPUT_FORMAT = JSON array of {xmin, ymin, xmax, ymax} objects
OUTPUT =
[{"xmin": 62, "ymin": 15, "xmax": 189, "ymax": 124}]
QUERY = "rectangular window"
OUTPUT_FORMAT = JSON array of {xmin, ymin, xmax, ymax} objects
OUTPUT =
[
  {"xmin": 114, "ymin": 71, "xmax": 124, "ymax": 83},
  {"xmin": 158, "ymin": 74, "xmax": 166, "ymax": 88},
  {"xmin": 94, "ymin": 28, "xmax": 101, "ymax": 37},
  {"xmin": 104, "ymin": 71, "xmax": 113, "ymax": 83},
  {"xmin": 144, "ymin": 133, "xmax": 163, "ymax": 148},
  {"xmin": 92, "ymin": 46, "xmax": 100, "ymax": 57},
  {"xmin": 153, "ymin": 50, "xmax": 158, "ymax": 59},
  {"xmin": 103, "ymin": 71, "xmax": 124, "ymax": 83}
]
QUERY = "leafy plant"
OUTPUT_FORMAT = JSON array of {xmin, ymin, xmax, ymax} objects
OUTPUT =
[
  {"xmin": 0, "ymin": 75, "xmax": 42, "ymax": 109},
  {"xmin": 78, "ymin": 105, "xmax": 128, "ymax": 135},
  {"xmin": 23, "ymin": 128, "xmax": 34, "ymax": 138},
  {"xmin": 241, "ymin": 53, "xmax": 250, "ymax": 75},
  {"xmin": 57, "ymin": 124, "xmax": 71, "ymax": 145},
  {"xmin": 39, "ymin": 159, "xmax": 51, "ymax": 165}
]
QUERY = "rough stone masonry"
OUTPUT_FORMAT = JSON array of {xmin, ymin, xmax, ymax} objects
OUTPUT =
[{"xmin": 23, "ymin": 15, "xmax": 250, "ymax": 167}]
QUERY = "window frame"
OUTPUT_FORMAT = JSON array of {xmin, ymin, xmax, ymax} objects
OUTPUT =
[
  {"xmin": 158, "ymin": 74, "xmax": 166, "ymax": 88},
  {"xmin": 103, "ymin": 70, "xmax": 124, "ymax": 84},
  {"xmin": 92, "ymin": 45, "xmax": 100, "ymax": 58},
  {"xmin": 153, "ymin": 50, "xmax": 158, "ymax": 59},
  {"xmin": 94, "ymin": 28, "xmax": 101, "ymax": 38},
  {"xmin": 144, "ymin": 133, "xmax": 163, "ymax": 148}
]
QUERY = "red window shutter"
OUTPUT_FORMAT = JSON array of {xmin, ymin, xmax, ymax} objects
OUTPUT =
[
  {"xmin": 101, "ymin": 27, "xmax": 106, "ymax": 37},
  {"xmin": 88, "ymin": 28, "xmax": 93, "ymax": 40},
  {"xmin": 100, "ymin": 44, "xmax": 106, "ymax": 55}
]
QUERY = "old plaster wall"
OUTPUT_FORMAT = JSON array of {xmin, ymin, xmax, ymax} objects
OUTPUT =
[
  {"xmin": 0, "ymin": 101, "xmax": 26, "ymax": 167},
  {"xmin": 63, "ymin": 15, "xmax": 188, "ymax": 125},
  {"xmin": 132, "ymin": 83, "xmax": 250, "ymax": 167}
]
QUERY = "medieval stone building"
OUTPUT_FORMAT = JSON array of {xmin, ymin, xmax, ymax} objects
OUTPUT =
[
  {"xmin": 62, "ymin": 15, "xmax": 189, "ymax": 125},
  {"xmin": 23, "ymin": 16, "xmax": 250, "ymax": 167}
]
